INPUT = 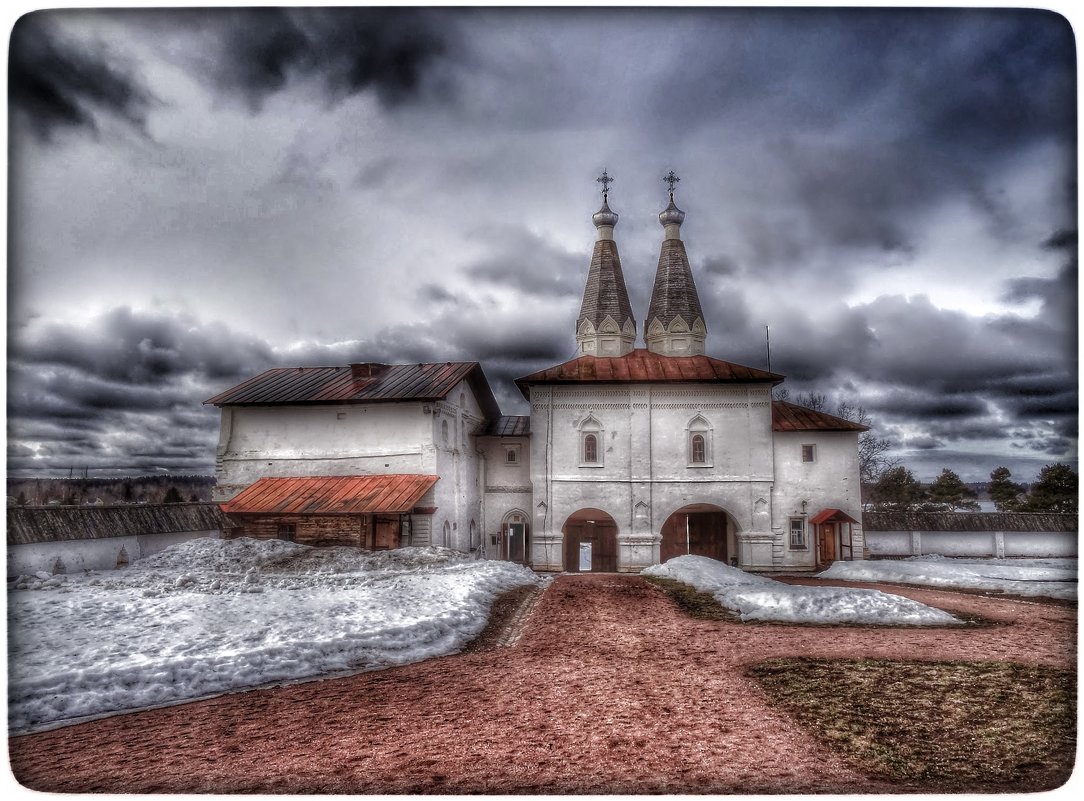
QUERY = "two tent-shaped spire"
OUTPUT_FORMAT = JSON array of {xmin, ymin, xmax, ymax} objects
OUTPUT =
[{"xmin": 576, "ymin": 170, "xmax": 707, "ymax": 358}]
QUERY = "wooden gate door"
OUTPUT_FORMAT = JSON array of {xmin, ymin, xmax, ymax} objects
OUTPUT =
[{"xmin": 818, "ymin": 523, "xmax": 836, "ymax": 564}]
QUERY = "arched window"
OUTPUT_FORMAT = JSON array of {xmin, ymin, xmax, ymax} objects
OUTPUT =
[
  {"xmin": 441, "ymin": 419, "xmax": 449, "ymax": 445},
  {"xmin": 686, "ymin": 413, "xmax": 713, "ymax": 467},
  {"xmin": 583, "ymin": 433, "xmax": 598, "ymax": 464},
  {"xmin": 442, "ymin": 520, "xmax": 452, "ymax": 547},
  {"xmin": 578, "ymin": 413, "xmax": 604, "ymax": 467},
  {"xmin": 691, "ymin": 433, "xmax": 706, "ymax": 463}
]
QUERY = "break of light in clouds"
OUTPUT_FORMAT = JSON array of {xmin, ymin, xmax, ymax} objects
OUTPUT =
[{"xmin": 6, "ymin": 6, "xmax": 1077, "ymax": 483}]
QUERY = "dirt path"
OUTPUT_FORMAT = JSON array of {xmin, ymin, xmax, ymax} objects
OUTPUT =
[{"xmin": 7, "ymin": 574, "xmax": 1076, "ymax": 794}]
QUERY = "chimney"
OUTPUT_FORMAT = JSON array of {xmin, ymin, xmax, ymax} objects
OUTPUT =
[{"xmin": 350, "ymin": 363, "xmax": 387, "ymax": 380}]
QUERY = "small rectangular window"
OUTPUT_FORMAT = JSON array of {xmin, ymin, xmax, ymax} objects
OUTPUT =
[
  {"xmin": 278, "ymin": 523, "xmax": 296, "ymax": 542},
  {"xmin": 506, "ymin": 449, "xmax": 518, "ymax": 464},
  {"xmin": 789, "ymin": 518, "xmax": 806, "ymax": 548},
  {"xmin": 801, "ymin": 444, "xmax": 816, "ymax": 463}
]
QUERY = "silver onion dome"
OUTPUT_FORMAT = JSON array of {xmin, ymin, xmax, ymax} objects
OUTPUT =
[
  {"xmin": 592, "ymin": 198, "xmax": 619, "ymax": 229},
  {"xmin": 659, "ymin": 196, "xmax": 686, "ymax": 227}
]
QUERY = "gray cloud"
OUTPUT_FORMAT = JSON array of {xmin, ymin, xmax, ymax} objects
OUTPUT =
[
  {"xmin": 9, "ymin": 12, "xmax": 155, "ymax": 141},
  {"xmin": 174, "ymin": 7, "xmax": 454, "ymax": 111}
]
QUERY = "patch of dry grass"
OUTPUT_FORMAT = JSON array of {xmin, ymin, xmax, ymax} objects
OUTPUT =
[
  {"xmin": 748, "ymin": 657, "xmax": 1076, "ymax": 792},
  {"xmin": 642, "ymin": 576, "xmax": 741, "ymax": 621}
]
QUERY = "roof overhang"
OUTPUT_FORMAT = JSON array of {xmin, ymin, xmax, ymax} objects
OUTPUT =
[
  {"xmin": 222, "ymin": 475, "xmax": 439, "ymax": 516},
  {"xmin": 809, "ymin": 508, "xmax": 860, "ymax": 525}
]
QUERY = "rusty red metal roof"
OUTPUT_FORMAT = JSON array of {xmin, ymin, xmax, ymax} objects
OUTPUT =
[
  {"xmin": 810, "ymin": 507, "xmax": 860, "ymax": 525},
  {"xmin": 772, "ymin": 400, "xmax": 869, "ymax": 432},
  {"xmin": 222, "ymin": 475, "xmax": 439, "ymax": 516},
  {"xmin": 514, "ymin": 349, "xmax": 783, "ymax": 398},
  {"xmin": 477, "ymin": 415, "xmax": 531, "ymax": 436},
  {"xmin": 204, "ymin": 362, "xmax": 501, "ymax": 419}
]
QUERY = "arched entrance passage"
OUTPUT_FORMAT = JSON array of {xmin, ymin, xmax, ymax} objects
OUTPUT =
[
  {"xmin": 660, "ymin": 504, "xmax": 735, "ymax": 564},
  {"xmin": 562, "ymin": 509, "xmax": 618, "ymax": 572}
]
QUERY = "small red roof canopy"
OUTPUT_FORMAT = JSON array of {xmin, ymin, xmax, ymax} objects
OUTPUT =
[
  {"xmin": 222, "ymin": 475, "xmax": 439, "ymax": 516},
  {"xmin": 809, "ymin": 508, "xmax": 860, "ymax": 525}
]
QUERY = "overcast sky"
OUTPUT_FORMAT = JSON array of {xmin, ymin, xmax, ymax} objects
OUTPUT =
[{"xmin": 5, "ymin": 6, "xmax": 1078, "ymax": 483}]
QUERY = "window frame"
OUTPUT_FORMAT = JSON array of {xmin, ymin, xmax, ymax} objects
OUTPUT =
[
  {"xmin": 278, "ymin": 523, "xmax": 297, "ymax": 542},
  {"xmin": 788, "ymin": 517, "xmax": 807, "ymax": 549},
  {"xmin": 578, "ymin": 414, "xmax": 605, "ymax": 468},
  {"xmin": 685, "ymin": 414, "xmax": 714, "ymax": 468},
  {"xmin": 801, "ymin": 443, "xmax": 816, "ymax": 463}
]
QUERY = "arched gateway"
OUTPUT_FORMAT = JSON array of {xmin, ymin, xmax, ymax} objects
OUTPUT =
[
  {"xmin": 660, "ymin": 503, "xmax": 736, "ymax": 564},
  {"xmin": 562, "ymin": 509, "xmax": 618, "ymax": 572}
]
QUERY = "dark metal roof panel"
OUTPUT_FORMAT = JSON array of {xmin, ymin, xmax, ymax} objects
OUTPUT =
[
  {"xmin": 772, "ymin": 401, "xmax": 869, "ymax": 432},
  {"xmin": 204, "ymin": 362, "xmax": 501, "ymax": 419},
  {"xmin": 478, "ymin": 416, "xmax": 531, "ymax": 437},
  {"xmin": 221, "ymin": 475, "xmax": 440, "ymax": 516}
]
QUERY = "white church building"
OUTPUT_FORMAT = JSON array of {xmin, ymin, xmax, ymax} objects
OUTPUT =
[{"xmin": 206, "ymin": 176, "xmax": 867, "ymax": 573}]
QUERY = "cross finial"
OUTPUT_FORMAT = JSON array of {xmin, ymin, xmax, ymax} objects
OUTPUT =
[
  {"xmin": 596, "ymin": 169, "xmax": 614, "ymax": 200},
  {"xmin": 664, "ymin": 170, "xmax": 680, "ymax": 198}
]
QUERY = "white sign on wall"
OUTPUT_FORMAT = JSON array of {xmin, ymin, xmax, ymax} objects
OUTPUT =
[{"xmin": 579, "ymin": 542, "xmax": 592, "ymax": 571}]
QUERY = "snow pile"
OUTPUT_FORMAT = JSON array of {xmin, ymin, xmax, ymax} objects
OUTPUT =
[
  {"xmin": 644, "ymin": 555, "xmax": 960, "ymax": 626},
  {"xmin": 818, "ymin": 556, "xmax": 1077, "ymax": 601},
  {"xmin": 7, "ymin": 538, "xmax": 538, "ymax": 733}
]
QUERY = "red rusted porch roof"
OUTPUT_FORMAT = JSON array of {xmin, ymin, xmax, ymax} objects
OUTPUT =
[
  {"xmin": 514, "ymin": 349, "xmax": 783, "ymax": 398},
  {"xmin": 809, "ymin": 508, "xmax": 860, "ymax": 525},
  {"xmin": 772, "ymin": 401, "xmax": 869, "ymax": 432},
  {"xmin": 222, "ymin": 475, "xmax": 439, "ymax": 516}
]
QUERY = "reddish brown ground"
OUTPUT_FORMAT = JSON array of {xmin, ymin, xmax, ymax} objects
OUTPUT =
[{"xmin": 7, "ymin": 574, "xmax": 1076, "ymax": 794}]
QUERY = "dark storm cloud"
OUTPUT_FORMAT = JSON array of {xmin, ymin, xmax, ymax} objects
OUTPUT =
[
  {"xmin": 13, "ymin": 307, "xmax": 275, "ymax": 385},
  {"xmin": 191, "ymin": 7, "xmax": 452, "ymax": 110},
  {"xmin": 648, "ymin": 9, "xmax": 1074, "ymax": 264},
  {"xmin": 864, "ymin": 392, "xmax": 988, "ymax": 421},
  {"xmin": 8, "ymin": 12, "xmax": 154, "ymax": 141},
  {"xmin": 462, "ymin": 226, "xmax": 583, "ymax": 300}
]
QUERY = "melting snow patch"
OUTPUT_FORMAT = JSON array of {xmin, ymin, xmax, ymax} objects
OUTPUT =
[
  {"xmin": 644, "ymin": 555, "xmax": 961, "ymax": 626},
  {"xmin": 817, "ymin": 556, "xmax": 1077, "ymax": 601},
  {"xmin": 7, "ymin": 538, "xmax": 538, "ymax": 733}
]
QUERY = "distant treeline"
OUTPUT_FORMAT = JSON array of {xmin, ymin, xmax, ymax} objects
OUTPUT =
[{"xmin": 7, "ymin": 475, "xmax": 216, "ymax": 507}]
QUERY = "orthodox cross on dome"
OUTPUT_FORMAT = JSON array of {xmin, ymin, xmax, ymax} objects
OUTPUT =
[
  {"xmin": 596, "ymin": 169, "xmax": 614, "ymax": 200},
  {"xmin": 663, "ymin": 170, "xmax": 680, "ymax": 198}
]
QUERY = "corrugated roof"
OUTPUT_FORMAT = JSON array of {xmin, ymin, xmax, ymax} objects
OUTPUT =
[
  {"xmin": 515, "ymin": 349, "xmax": 783, "ymax": 397},
  {"xmin": 7, "ymin": 503, "xmax": 232, "ymax": 546},
  {"xmin": 772, "ymin": 400, "xmax": 869, "ymax": 432},
  {"xmin": 477, "ymin": 416, "xmax": 531, "ymax": 437},
  {"xmin": 222, "ymin": 475, "xmax": 439, "ymax": 516},
  {"xmin": 862, "ymin": 511, "xmax": 1078, "ymax": 532},
  {"xmin": 204, "ymin": 362, "xmax": 502, "ymax": 419}
]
